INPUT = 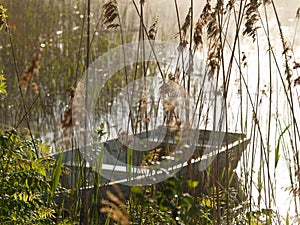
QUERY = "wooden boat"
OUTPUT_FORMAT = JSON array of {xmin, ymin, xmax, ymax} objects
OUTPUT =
[{"xmin": 52, "ymin": 127, "xmax": 250, "ymax": 199}]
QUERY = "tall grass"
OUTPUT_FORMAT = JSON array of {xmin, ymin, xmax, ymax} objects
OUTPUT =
[{"xmin": 0, "ymin": 0, "xmax": 300, "ymax": 224}]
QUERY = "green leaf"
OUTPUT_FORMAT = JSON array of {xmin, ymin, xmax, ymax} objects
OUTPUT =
[
  {"xmin": 96, "ymin": 123, "xmax": 107, "ymax": 139},
  {"xmin": 286, "ymin": 211, "xmax": 289, "ymax": 225},
  {"xmin": 0, "ymin": 74, "xmax": 7, "ymax": 94},
  {"xmin": 0, "ymin": 5, "xmax": 8, "ymax": 31},
  {"xmin": 131, "ymin": 186, "xmax": 143, "ymax": 195},
  {"xmin": 50, "ymin": 152, "xmax": 63, "ymax": 198},
  {"xmin": 39, "ymin": 142, "xmax": 51, "ymax": 155},
  {"xmin": 187, "ymin": 180, "xmax": 199, "ymax": 189},
  {"xmin": 257, "ymin": 167, "xmax": 262, "ymax": 206},
  {"xmin": 275, "ymin": 124, "xmax": 290, "ymax": 169},
  {"xmin": 202, "ymin": 197, "xmax": 212, "ymax": 208}
]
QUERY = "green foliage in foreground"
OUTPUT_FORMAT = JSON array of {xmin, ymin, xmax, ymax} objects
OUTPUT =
[
  {"xmin": 0, "ymin": 72, "xmax": 6, "ymax": 94},
  {"xmin": 129, "ymin": 178, "xmax": 212, "ymax": 224},
  {"xmin": 0, "ymin": 129, "xmax": 71, "ymax": 225},
  {"xmin": 0, "ymin": 4, "xmax": 8, "ymax": 31},
  {"xmin": 126, "ymin": 177, "xmax": 274, "ymax": 225},
  {"xmin": 0, "ymin": 130, "xmax": 276, "ymax": 225},
  {"xmin": 130, "ymin": 178, "xmax": 250, "ymax": 224}
]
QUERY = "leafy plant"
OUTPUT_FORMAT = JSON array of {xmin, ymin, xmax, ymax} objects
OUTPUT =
[
  {"xmin": 0, "ymin": 129, "xmax": 69, "ymax": 224},
  {"xmin": 0, "ymin": 4, "xmax": 7, "ymax": 95},
  {"xmin": 128, "ymin": 176, "xmax": 274, "ymax": 225},
  {"xmin": 129, "ymin": 177, "xmax": 212, "ymax": 224},
  {"xmin": 0, "ymin": 4, "xmax": 7, "ymax": 31}
]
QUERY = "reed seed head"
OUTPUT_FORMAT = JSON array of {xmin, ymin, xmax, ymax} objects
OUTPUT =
[
  {"xmin": 19, "ymin": 53, "xmax": 41, "ymax": 91},
  {"xmin": 100, "ymin": 185, "xmax": 129, "ymax": 225},
  {"xmin": 296, "ymin": 7, "xmax": 300, "ymax": 19},
  {"xmin": 243, "ymin": 0, "xmax": 261, "ymax": 41},
  {"xmin": 148, "ymin": 17, "xmax": 158, "ymax": 40},
  {"xmin": 102, "ymin": 0, "xmax": 120, "ymax": 29}
]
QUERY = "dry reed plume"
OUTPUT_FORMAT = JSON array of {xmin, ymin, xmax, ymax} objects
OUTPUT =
[
  {"xmin": 102, "ymin": 0, "xmax": 120, "ymax": 29},
  {"xmin": 19, "ymin": 53, "xmax": 41, "ymax": 94},
  {"xmin": 174, "ymin": 8, "xmax": 191, "ymax": 47},
  {"xmin": 100, "ymin": 184, "xmax": 130, "ymax": 225},
  {"xmin": 148, "ymin": 17, "xmax": 158, "ymax": 40},
  {"xmin": 243, "ymin": 0, "xmax": 261, "ymax": 41},
  {"xmin": 193, "ymin": 2, "xmax": 213, "ymax": 50}
]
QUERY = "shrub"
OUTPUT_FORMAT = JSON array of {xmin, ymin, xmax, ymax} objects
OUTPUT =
[{"xmin": 0, "ymin": 129, "xmax": 67, "ymax": 224}]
